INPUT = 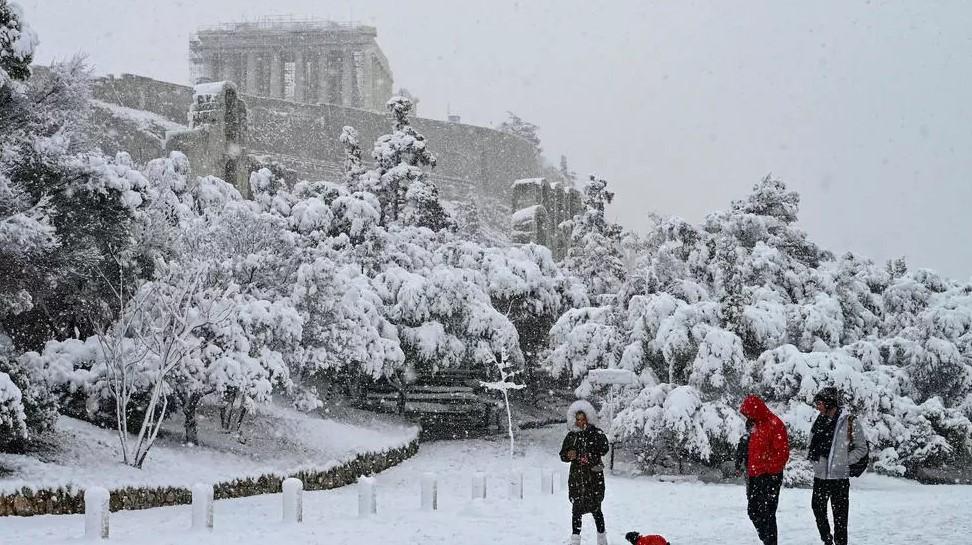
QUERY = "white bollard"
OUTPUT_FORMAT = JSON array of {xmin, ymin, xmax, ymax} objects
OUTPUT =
[
  {"xmin": 191, "ymin": 483, "xmax": 214, "ymax": 531},
  {"xmin": 559, "ymin": 469, "xmax": 568, "ymax": 490},
  {"xmin": 282, "ymin": 478, "xmax": 303, "ymax": 523},
  {"xmin": 541, "ymin": 469, "xmax": 554, "ymax": 495},
  {"xmin": 508, "ymin": 471, "xmax": 523, "ymax": 500},
  {"xmin": 358, "ymin": 476, "xmax": 377, "ymax": 517},
  {"xmin": 84, "ymin": 486, "xmax": 110, "ymax": 540},
  {"xmin": 421, "ymin": 472, "xmax": 437, "ymax": 511},
  {"xmin": 471, "ymin": 472, "xmax": 487, "ymax": 500}
]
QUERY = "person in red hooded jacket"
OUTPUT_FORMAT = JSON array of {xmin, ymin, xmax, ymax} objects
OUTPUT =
[
  {"xmin": 739, "ymin": 395, "xmax": 790, "ymax": 545},
  {"xmin": 625, "ymin": 531, "xmax": 670, "ymax": 545}
]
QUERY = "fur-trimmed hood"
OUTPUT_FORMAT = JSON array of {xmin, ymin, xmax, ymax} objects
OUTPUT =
[{"xmin": 567, "ymin": 399, "xmax": 598, "ymax": 430}]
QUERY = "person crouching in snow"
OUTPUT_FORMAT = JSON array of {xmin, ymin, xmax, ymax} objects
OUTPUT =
[
  {"xmin": 624, "ymin": 531, "xmax": 670, "ymax": 545},
  {"xmin": 739, "ymin": 395, "xmax": 790, "ymax": 545},
  {"xmin": 561, "ymin": 400, "xmax": 610, "ymax": 545}
]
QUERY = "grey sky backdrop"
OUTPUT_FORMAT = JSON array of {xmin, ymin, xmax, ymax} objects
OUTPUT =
[{"xmin": 21, "ymin": 0, "xmax": 972, "ymax": 279}]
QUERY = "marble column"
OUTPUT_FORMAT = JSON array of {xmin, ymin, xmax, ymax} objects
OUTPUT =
[
  {"xmin": 317, "ymin": 51, "xmax": 329, "ymax": 104},
  {"xmin": 294, "ymin": 50, "xmax": 305, "ymax": 102},
  {"xmin": 360, "ymin": 52, "xmax": 375, "ymax": 110},
  {"xmin": 199, "ymin": 52, "xmax": 217, "ymax": 83},
  {"xmin": 341, "ymin": 49, "xmax": 354, "ymax": 107},
  {"xmin": 245, "ymin": 51, "xmax": 258, "ymax": 94},
  {"xmin": 222, "ymin": 52, "xmax": 239, "ymax": 85},
  {"xmin": 270, "ymin": 51, "xmax": 283, "ymax": 98}
]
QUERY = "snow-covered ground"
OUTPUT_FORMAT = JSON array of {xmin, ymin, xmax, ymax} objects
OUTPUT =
[
  {"xmin": 0, "ymin": 403, "xmax": 417, "ymax": 494},
  {"xmin": 2, "ymin": 425, "xmax": 969, "ymax": 544}
]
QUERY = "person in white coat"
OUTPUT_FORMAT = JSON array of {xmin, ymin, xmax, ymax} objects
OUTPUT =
[{"xmin": 807, "ymin": 387, "xmax": 868, "ymax": 545}]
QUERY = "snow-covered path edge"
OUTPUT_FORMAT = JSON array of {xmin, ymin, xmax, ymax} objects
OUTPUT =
[
  {"xmin": 0, "ymin": 427, "xmax": 420, "ymax": 517},
  {"xmin": 4, "ymin": 426, "xmax": 971, "ymax": 545}
]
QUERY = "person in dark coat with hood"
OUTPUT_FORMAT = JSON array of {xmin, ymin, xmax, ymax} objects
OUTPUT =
[
  {"xmin": 561, "ymin": 399, "xmax": 611, "ymax": 545},
  {"xmin": 739, "ymin": 395, "xmax": 790, "ymax": 545}
]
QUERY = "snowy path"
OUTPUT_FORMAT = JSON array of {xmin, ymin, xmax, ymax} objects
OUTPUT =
[{"xmin": 2, "ymin": 426, "xmax": 970, "ymax": 545}]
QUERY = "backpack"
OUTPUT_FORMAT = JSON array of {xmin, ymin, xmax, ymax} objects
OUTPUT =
[{"xmin": 847, "ymin": 415, "xmax": 870, "ymax": 477}]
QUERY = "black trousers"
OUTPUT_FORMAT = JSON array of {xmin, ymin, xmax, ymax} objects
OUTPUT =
[
  {"xmin": 812, "ymin": 478, "xmax": 850, "ymax": 545},
  {"xmin": 571, "ymin": 501, "xmax": 606, "ymax": 534},
  {"xmin": 746, "ymin": 473, "xmax": 783, "ymax": 545}
]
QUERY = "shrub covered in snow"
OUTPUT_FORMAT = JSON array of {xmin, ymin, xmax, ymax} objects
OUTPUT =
[{"xmin": 550, "ymin": 176, "xmax": 972, "ymax": 475}]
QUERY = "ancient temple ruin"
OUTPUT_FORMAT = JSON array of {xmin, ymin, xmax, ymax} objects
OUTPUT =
[{"xmin": 190, "ymin": 17, "xmax": 393, "ymax": 112}]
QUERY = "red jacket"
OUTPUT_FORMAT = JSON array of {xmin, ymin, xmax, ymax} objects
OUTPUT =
[
  {"xmin": 740, "ymin": 395, "xmax": 790, "ymax": 477},
  {"xmin": 636, "ymin": 536, "xmax": 669, "ymax": 545}
]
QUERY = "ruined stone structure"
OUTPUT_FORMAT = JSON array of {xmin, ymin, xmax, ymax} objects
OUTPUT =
[
  {"xmin": 190, "ymin": 18, "xmax": 393, "ymax": 112},
  {"xmin": 90, "ymin": 73, "xmax": 543, "ymax": 235},
  {"xmin": 511, "ymin": 178, "xmax": 583, "ymax": 259},
  {"xmin": 86, "ymin": 15, "xmax": 580, "ymax": 246},
  {"xmin": 165, "ymin": 82, "xmax": 250, "ymax": 195}
]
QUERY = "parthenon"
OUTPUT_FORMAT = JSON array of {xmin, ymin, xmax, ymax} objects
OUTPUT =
[{"xmin": 189, "ymin": 17, "xmax": 394, "ymax": 112}]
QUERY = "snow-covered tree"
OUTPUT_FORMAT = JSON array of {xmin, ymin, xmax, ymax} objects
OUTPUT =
[
  {"xmin": 481, "ymin": 349, "xmax": 526, "ymax": 460},
  {"xmin": 560, "ymin": 174, "xmax": 626, "ymax": 296},
  {"xmin": 372, "ymin": 96, "xmax": 442, "ymax": 226},
  {"xmin": 339, "ymin": 125, "xmax": 366, "ymax": 189},
  {"xmin": 496, "ymin": 111, "xmax": 541, "ymax": 151},
  {"xmin": 551, "ymin": 176, "xmax": 972, "ymax": 474},
  {"xmin": 453, "ymin": 200, "xmax": 483, "ymax": 241},
  {"xmin": 440, "ymin": 241, "xmax": 589, "ymax": 391},
  {"xmin": 0, "ymin": 1, "xmax": 35, "ymax": 88},
  {"xmin": 0, "ymin": 332, "xmax": 56, "ymax": 451}
]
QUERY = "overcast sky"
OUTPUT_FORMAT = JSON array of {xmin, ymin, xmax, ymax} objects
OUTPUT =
[{"xmin": 21, "ymin": 0, "xmax": 972, "ymax": 279}]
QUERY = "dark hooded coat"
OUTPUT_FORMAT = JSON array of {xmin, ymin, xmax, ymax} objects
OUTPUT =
[{"xmin": 560, "ymin": 423, "xmax": 610, "ymax": 511}]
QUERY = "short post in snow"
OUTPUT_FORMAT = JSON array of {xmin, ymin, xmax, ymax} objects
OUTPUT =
[
  {"xmin": 282, "ymin": 478, "xmax": 303, "ymax": 523},
  {"xmin": 471, "ymin": 472, "xmax": 487, "ymax": 500},
  {"xmin": 358, "ymin": 476, "xmax": 377, "ymax": 517},
  {"xmin": 421, "ymin": 472, "xmax": 438, "ymax": 511},
  {"xmin": 541, "ymin": 469, "xmax": 555, "ymax": 495},
  {"xmin": 508, "ymin": 471, "xmax": 523, "ymax": 500},
  {"xmin": 191, "ymin": 482, "xmax": 214, "ymax": 531},
  {"xmin": 84, "ymin": 486, "xmax": 110, "ymax": 540},
  {"xmin": 559, "ymin": 469, "xmax": 568, "ymax": 490}
]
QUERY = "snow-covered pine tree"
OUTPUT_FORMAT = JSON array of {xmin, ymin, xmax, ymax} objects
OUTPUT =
[
  {"xmin": 453, "ymin": 200, "xmax": 483, "ymax": 241},
  {"xmin": 339, "ymin": 125, "xmax": 366, "ymax": 189},
  {"xmin": 0, "ymin": 1, "xmax": 35, "ymax": 88},
  {"xmin": 372, "ymin": 96, "xmax": 444, "ymax": 227},
  {"xmin": 496, "ymin": 111, "xmax": 541, "ymax": 151},
  {"xmin": 550, "ymin": 176, "xmax": 972, "ymax": 476},
  {"xmin": 560, "ymin": 174, "xmax": 626, "ymax": 296}
]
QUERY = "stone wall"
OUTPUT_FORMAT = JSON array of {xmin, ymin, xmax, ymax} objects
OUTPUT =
[
  {"xmin": 0, "ymin": 438, "xmax": 419, "ymax": 517},
  {"xmin": 91, "ymin": 73, "xmax": 542, "ymax": 234}
]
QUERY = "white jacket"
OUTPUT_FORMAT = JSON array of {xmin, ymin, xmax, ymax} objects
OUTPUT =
[{"xmin": 813, "ymin": 413, "xmax": 868, "ymax": 480}]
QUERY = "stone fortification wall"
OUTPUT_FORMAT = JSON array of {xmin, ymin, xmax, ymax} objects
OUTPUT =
[{"xmin": 91, "ymin": 73, "xmax": 542, "ymax": 233}]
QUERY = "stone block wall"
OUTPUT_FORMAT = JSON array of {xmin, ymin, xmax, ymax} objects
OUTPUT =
[{"xmin": 90, "ymin": 73, "xmax": 543, "ymax": 235}]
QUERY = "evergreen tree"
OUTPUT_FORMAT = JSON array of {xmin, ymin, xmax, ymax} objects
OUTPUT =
[
  {"xmin": 372, "ymin": 96, "xmax": 435, "ymax": 223},
  {"xmin": 496, "ymin": 111, "xmax": 541, "ymax": 151},
  {"xmin": 0, "ymin": 0, "xmax": 35, "ymax": 87},
  {"xmin": 371, "ymin": 96, "xmax": 453, "ymax": 231},
  {"xmin": 339, "ymin": 125, "xmax": 366, "ymax": 189},
  {"xmin": 561, "ymin": 174, "xmax": 626, "ymax": 296}
]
